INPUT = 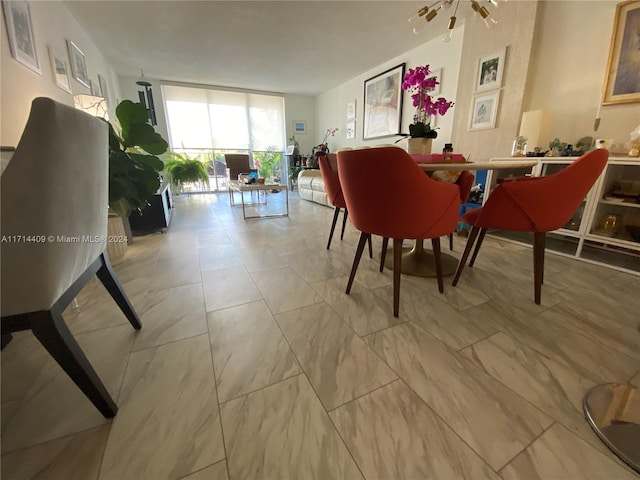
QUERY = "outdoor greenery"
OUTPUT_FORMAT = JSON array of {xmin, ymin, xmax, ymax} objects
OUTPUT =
[
  {"xmin": 108, "ymin": 100, "xmax": 168, "ymax": 217},
  {"xmin": 253, "ymin": 146, "xmax": 282, "ymax": 179},
  {"xmin": 163, "ymin": 151, "xmax": 210, "ymax": 192}
]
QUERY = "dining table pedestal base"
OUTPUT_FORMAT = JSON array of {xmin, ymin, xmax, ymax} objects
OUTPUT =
[{"xmin": 384, "ymin": 239, "xmax": 458, "ymax": 278}]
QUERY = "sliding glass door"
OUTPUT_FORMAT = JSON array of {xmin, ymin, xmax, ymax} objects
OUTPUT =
[{"xmin": 162, "ymin": 84, "xmax": 286, "ymax": 192}]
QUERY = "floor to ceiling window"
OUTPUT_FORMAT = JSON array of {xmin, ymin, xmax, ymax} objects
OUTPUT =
[{"xmin": 162, "ymin": 84, "xmax": 286, "ymax": 192}]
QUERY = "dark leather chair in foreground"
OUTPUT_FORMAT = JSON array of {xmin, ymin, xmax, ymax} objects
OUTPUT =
[
  {"xmin": 1, "ymin": 98, "xmax": 142, "ymax": 418},
  {"xmin": 338, "ymin": 146, "xmax": 459, "ymax": 317},
  {"xmin": 452, "ymin": 148, "xmax": 609, "ymax": 304}
]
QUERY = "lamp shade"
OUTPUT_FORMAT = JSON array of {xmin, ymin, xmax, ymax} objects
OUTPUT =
[
  {"xmin": 73, "ymin": 94, "xmax": 109, "ymax": 121},
  {"xmin": 518, "ymin": 109, "xmax": 552, "ymax": 150}
]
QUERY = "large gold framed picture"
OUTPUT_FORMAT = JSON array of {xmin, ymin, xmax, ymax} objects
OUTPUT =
[{"xmin": 603, "ymin": 0, "xmax": 640, "ymax": 105}]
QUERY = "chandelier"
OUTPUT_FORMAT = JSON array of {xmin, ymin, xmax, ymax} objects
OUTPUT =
[{"xmin": 409, "ymin": 0, "xmax": 499, "ymax": 42}]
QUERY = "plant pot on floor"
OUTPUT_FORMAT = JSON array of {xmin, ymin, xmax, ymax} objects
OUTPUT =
[{"xmin": 107, "ymin": 213, "xmax": 128, "ymax": 263}]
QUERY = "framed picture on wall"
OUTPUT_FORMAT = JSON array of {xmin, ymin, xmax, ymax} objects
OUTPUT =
[
  {"xmin": 2, "ymin": 0, "xmax": 41, "ymax": 74},
  {"xmin": 48, "ymin": 47, "xmax": 71, "ymax": 93},
  {"xmin": 98, "ymin": 74, "xmax": 110, "ymax": 105},
  {"xmin": 363, "ymin": 63, "xmax": 405, "ymax": 140},
  {"xmin": 346, "ymin": 121, "xmax": 356, "ymax": 139},
  {"xmin": 90, "ymin": 79, "xmax": 100, "ymax": 96},
  {"xmin": 475, "ymin": 49, "xmax": 505, "ymax": 92},
  {"xmin": 67, "ymin": 39, "xmax": 90, "ymax": 88},
  {"xmin": 602, "ymin": 0, "xmax": 640, "ymax": 105},
  {"xmin": 469, "ymin": 90, "xmax": 500, "ymax": 131},
  {"xmin": 293, "ymin": 120, "xmax": 306, "ymax": 134},
  {"xmin": 346, "ymin": 100, "xmax": 356, "ymax": 120}
]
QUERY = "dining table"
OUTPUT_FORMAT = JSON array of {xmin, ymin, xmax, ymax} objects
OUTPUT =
[{"xmin": 385, "ymin": 158, "xmax": 540, "ymax": 277}]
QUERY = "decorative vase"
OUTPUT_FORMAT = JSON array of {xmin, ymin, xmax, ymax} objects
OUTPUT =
[{"xmin": 407, "ymin": 137, "xmax": 433, "ymax": 155}]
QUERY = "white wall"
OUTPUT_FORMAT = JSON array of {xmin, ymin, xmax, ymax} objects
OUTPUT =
[
  {"xmin": 315, "ymin": 25, "xmax": 465, "ymax": 154},
  {"xmin": 524, "ymin": 1, "xmax": 640, "ymax": 147},
  {"xmin": 284, "ymin": 94, "xmax": 316, "ymax": 155},
  {"xmin": 452, "ymin": 0, "xmax": 538, "ymax": 161},
  {"xmin": 1, "ymin": 1, "xmax": 121, "ymax": 146}
]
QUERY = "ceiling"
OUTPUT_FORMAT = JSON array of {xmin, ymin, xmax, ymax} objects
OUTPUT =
[{"xmin": 64, "ymin": 1, "xmax": 463, "ymax": 96}]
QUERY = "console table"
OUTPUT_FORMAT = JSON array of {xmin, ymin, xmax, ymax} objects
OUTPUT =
[{"xmin": 129, "ymin": 182, "xmax": 173, "ymax": 233}]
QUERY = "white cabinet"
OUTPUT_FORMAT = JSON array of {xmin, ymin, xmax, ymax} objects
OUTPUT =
[{"xmin": 484, "ymin": 156, "xmax": 640, "ymax": 275}]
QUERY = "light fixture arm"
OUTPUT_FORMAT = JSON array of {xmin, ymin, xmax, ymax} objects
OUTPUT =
[{"xmin": 411, "ymin": 0, "xmax": 498, "ymax": 40}]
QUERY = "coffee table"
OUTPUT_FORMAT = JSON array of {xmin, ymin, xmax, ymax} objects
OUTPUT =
[{"xmin": 228, "ymin": 181, "xmax": 289, "ymax": 220}]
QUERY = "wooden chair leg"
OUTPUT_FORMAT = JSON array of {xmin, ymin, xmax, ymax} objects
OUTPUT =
[
  {"xmin": 367, "ymin": 235, "xmax": 373, "ymax": 259},
  {"xmin": 340, "ymin": 210, "xmax": 349, "ymax": 240},
  {"xmin": 533, "ymin": 232, "xmax": 545, "ymax": 305},
  {"xmin": 30, "ymin": 308, "xmax": 117, "ymax": 418},
  {"xmin": 380, "ymin": 237, "xmax": 389, "ymax": 272},
  {"xmin": 452, "ymin": 226, "xmax": 480, "ymax": 286},
  {"xmin": 449, "ymin": 233, "xmax": 453, "ymax": 251},
  {"xmin": 432, "ymin": 237, "xmax": 444, "ymax": 293},
  {"xmin": 469, "ymin": 228, "xmax": 488, "ymax": 267},
  {"xmin": 346, "ymin": 232, "xmax": 369, "ymax": 295},
  {"xmin": 392, "ymin": 238, "xmax": 403, "ymax": 317},
  {"xmin": 96, "ymin": 253, "xmax": 142, "ymax": 330},
  {"xmin": 327, "ymin": 207, "xmax": 341, "ymax": 249}
]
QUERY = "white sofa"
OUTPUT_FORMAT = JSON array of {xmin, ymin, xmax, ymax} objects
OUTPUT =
[
  {"xmin": 297, "ymin": 145, "xmax": 402, "ymax": 208},
  {"xmin": 297, "ymin": 169, "xmax": 330, "ymax": 207}
]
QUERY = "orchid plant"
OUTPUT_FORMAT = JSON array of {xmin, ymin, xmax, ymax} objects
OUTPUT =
[
  {"xmin": 402, "ymin": 65, "xmax": 454, "ymax": 138},
  {"xmin": 319, "ymin": 127, "xmax": 338, "ymax": 148}
]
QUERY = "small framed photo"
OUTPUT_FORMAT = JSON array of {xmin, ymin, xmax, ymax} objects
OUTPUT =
[
  {"xmin": 67, "ymin": 39, "xmax": 90, "ymax": 88},
  {"xmin": 48, "ymin": 47, "xmax": 71, "ymax": 93},
  {"xmin": 98, "ymin": 74, "xmax": 109, "ymax": 103},
  {"xmin": 2, "ymin": 0, "xmax": 41, "ymax": 74},
  {"xmin": 346, "ymin": 100, "xmax": 356, "ymax": 120},
  {"xmin": 90, "ymin": 79, "xmax": 100, "ymax": 96},
  {"xmin": 475, "ymin": 49, "xmax": 505, "ymax": 92},
  {"xmin": 469, "ymin": 91, "xmax": 500, "ymax": 131},
  {"xmin": 293, "ymin": 120, "xmax": 306, "ymax": 134},
  {"xmin": 426, "ymin": 68, "xmax": 442, "ymax": 95},
  {"xmin": 602, "ymin": 0, "xmax": 640, "ymax": 105},
  {"xmin": 346, "ymin": 121, "xmax": 356, "ymax": 140}
]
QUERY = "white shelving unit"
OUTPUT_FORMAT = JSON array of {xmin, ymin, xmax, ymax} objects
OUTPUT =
[{"xmin": 484, "ymin": 156, "xmax": 640, "ymax": 275}]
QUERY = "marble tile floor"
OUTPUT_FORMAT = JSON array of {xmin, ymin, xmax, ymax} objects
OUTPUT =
[{"xmin": 1, "ymin": 192, "xmax": 639, "ymax": 480}]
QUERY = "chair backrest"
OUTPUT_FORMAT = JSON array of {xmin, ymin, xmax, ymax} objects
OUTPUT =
[
  {"xmin": 224, "ymin": 154, "xmax": 251, "ymax": 180},
  {"xmin": 317, "ymin": 153, "xmax": 346, "ymax": 208},
  {"xmin": 1, "ymin": 98, "xmax": 109, "ymax": 316},
  {"xmin": 337, "ymin": 146, "xmax": 460, "ymax": 239},
  {"xmin": 456, "ymin": 171, "xmax": 475, "ymax": 203},
  {"xmin": 478, "ymin": 149, "xmax": 609, "ymax": 232}
]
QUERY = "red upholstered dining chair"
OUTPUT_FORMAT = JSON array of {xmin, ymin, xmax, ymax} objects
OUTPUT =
[
  {"xmin": 409, "ymin": 154, "xmax": 474, "ymax": 251},
  {"xmin": 452, "ymin": 149, "xmax": 609, "ymax": 304},
  {"xmin": 450, "ymin": 170, "xmax": 475, "ymax": 250},
  {"xmin": 318, "ymin": 153, "xmax": 372, "ymax": 257},
  {"xmin": 338, "ymin": 146, "xmax": 460, "ymax": 317}
]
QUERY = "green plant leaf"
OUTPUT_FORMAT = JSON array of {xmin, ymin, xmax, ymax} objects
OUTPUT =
[
  {"xmin": 129, "ymin": 152, "xmax": 164, "ymax": 171},
  {"xmin": 125, "ymin": 123, "xmax": 168, "ymax": 154},
  {"xmin": 116, "ymin": 100, "xmax": 149, "ymax": 137}
]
